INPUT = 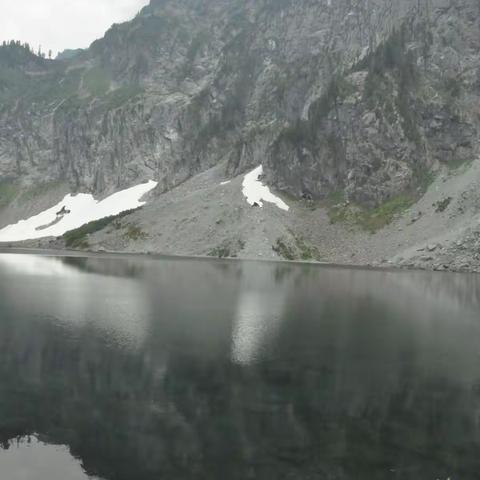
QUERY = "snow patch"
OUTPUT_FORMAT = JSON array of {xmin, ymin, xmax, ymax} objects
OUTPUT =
[
  {"xmin": 0, "ymin": 180, "xmax": 158, "ymax": 242},
  {"xmin": 242, "ymin": 166, "xmax": 289, "ymax": 211},
  {"xmin": 220, "ymin": 180, "xmax": 231, "ymax": 185}
]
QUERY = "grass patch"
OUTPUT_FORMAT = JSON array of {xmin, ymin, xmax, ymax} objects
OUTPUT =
[
  {"xmin": 63, "ymin": 208, "xmax": 138, "ymax": 248},
  {"xmin": 0, "ymin": 180, "xmax": 19, "ymax": 210},
  {"xmin": 328, "ymin": 203, "xmax": 354, "ymax": 225},
  {"xmin": 329, "ymin": 195, "xmax": 415, "ymax": 233},
  {"xmin": 356, "ymin": 195, "xmax": 415, "ymax": 232},
  {"xmin": 446, "ymin": 156, "xmax": 473, "ymax": 170}
]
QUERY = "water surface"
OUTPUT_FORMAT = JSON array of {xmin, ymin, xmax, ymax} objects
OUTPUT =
[{"xmin": 0, "ymin": 252, "xmax": 479, "ymax": 479}]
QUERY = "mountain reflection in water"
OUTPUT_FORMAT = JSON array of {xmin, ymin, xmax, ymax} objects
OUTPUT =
[{"xmin": 0, "ymin": 252, "xmax": 480, "ymax": 480}]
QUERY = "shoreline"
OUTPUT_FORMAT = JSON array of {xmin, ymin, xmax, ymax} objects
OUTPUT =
[
  {"xmin": 1, "ymin": 160, "xmax": 480, "ymax": 278},
  {"xmin": 0, "ymin": 245, "xmax": 476, "ymax": 276}
]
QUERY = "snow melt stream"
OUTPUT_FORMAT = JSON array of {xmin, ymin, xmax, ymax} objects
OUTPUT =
[
  {"xmin": 242, "ymin": 166, "xmax": 289, "ymax": 211},
  {"xmin": 0, "ymin": 180, "xmax": 158, "ymax": 242}
]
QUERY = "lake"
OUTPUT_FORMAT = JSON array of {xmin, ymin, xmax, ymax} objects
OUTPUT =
[{"xmin": 0, "ymin": 252, "xmax": 479, "ymax": 479}]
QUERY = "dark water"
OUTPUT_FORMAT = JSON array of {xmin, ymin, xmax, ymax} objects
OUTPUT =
[{"xmin": 0, "ymin": 253, "xmax": 480, "ymax": 480}]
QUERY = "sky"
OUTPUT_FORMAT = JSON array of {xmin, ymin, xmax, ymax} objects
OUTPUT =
[{"xmin": 0, "ymin": 0, "xmax": 149, "ymax": 57}]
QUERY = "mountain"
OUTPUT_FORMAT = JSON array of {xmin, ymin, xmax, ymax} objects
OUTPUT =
[
  {"xmin": 56, "ymin": 48, "xmax": 84, "ymax": 61},
  {"xmin": 0, "ymin": 0, "xmax": 479, "ymax": 271}
]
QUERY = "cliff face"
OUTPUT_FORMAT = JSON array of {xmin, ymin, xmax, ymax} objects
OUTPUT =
[
  {"xmin": 0, "ymin": 0, "xmax": 479, "ymax": 206},
  {"xmin": 265, "ymin": 0, "xmax": 480, "ymax": 205}
]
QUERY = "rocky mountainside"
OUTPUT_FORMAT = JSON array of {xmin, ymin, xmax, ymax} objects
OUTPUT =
[
  {"xmin": 1, "ymin": 0, "xmax": 478, "ymax": 198},
  {"xmin": 0, "ymin": 0, "xmax": 479, "ymax": 269}
]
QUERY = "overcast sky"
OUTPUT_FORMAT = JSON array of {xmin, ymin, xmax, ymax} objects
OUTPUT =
[{"xmin": 1, "ymin": 0, "xmax": 149, "ymax": 57}]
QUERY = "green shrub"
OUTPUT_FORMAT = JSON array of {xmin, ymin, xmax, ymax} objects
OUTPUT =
[
  {"xmin": 434, "ymin": 197, "xmax": 452, "ymax": 213},
  {"xmin": 272, "ymin": 238, "xmax": 296, "ymax": 260},
  {"xmin": 272, "ymin": 236, "xmax": 321, "ymax": 261},
  {"xmin": 124, "ymin": 225, "xmax": 147, "ymax": 241},
  {"xmin": 207, "ymin": 239, "xmax": 245, "ymax": 258},
  {"xmin": 208, "ymin": 245, "xmax": 232, "ymax": 258},
  {"xmin": 63, "ymin": 208, "xmax": 139, "ymax": 248},
  {"xmin": 295, "ymin": 236, "xmax": 322, "ymax": 261}
]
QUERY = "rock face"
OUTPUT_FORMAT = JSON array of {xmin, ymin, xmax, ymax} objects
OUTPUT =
[{"xmin": 0, "ymin": 0, "xmax": 479, "ymax": 207}]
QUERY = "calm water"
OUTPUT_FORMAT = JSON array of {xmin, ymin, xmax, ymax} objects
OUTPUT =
[{"xmin": 0, "ymin": 253, "xmax": 480, "ymax": 480}]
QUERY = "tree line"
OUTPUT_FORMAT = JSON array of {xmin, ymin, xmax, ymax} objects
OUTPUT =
[{"xmin": 1, "ymin": 40, "xmax": 52, "ymax": 59}]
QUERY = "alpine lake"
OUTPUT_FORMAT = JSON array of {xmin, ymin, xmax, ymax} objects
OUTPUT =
[{"xmin": 0, "ymin": 251, "xmax": 479, "ymax": 480}]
